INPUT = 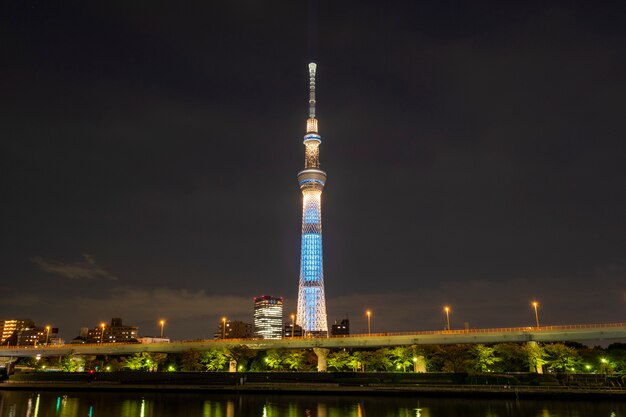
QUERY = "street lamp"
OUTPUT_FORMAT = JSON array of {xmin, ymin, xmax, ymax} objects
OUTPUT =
[
  {"xmin": 222, "ymin": 317, "xmax": 227, "ymax": 340},
  {"xmin": 290, "ymin": 314, "xmax": 295, "ymax": 339},
  {"xmin": 444, "ymin": 306, "xmax": 451, "ymax": 331},
  {"xmin": 532, "ymin": 301, "xmax": 540, "ymax": 327},
  {"xmin": 366, "ymin": 310, "xmax": 372, "ymax": 336},
  {"xmin": 100, "ymin": 322, "xmax": 106, "ymax": 343},
  {"xmin": 45, "ymin": 325, "xmax": 51, "ymax": 345},
  {"xmin": 413, "ymin": 357, "xmax": 418, "ymax": 372},
  {"xmin": 159, "ymin": 320, "xmax": 165, "ymax": 338}
]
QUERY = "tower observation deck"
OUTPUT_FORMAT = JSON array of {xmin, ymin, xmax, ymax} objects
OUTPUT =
[{"xmin": 296, "ymin": 63, "xmax": 328, "ymax": 336}]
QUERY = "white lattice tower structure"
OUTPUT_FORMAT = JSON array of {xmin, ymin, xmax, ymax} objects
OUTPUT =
[{"xmin": 296, "ymin": 62, "xmax": 328, "ymax": 335}]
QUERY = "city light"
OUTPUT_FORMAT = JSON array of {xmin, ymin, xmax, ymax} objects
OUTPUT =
[
  {"xmin": 532, "ymin": 301, "xmax": 540, "ymax": 327},
  {"xmin": 100, "ymin": 323, "xmax": 106, "ymax": 343},
  {"xmin": 45, "ymin": 325, "xmax": 51, "ymax": 345},
  {"xmin": 444, "ymin": 306, "xmax": 451, "ymax": 331},
  {"xmin": 366, "ymin": 310, "xmax": 372, "ymax": 335},
  {"xmin": 222, "ymin": 317, "xmax": 227, "ymax": 340},
  {"xmin": 159, "ymin": 320, "xmax": 165, "ymax": 338}
]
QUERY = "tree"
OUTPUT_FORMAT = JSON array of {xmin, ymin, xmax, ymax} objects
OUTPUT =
[
  {"xmin": 523, "ymin": 342, "xmax": 546, "ymax": 373},
  {"xmin": 389, "ymin": 346, "xmax": 416, "ymax": 372},
  {"xmin": 226, "ymin": 345, "xmax": 256, "ymax": 371},
  {"xmin": 357, "ymin": 350, "xmax": 392, "ymax": 372},
  {"xmin": 437, "ymin": 345, "xmax": 474, "ymax": 373},
  {"xmin": 202, "ymin": 349, "xmax": 229, "ymax": 371},
  {"xmin": 327, "ymin": 351, "xmax": 351, "ymax": 372},
  {"xmin": 607, "ymin": 343, "xmax": 626, "ymax": 373},
  {"xmin": 264, "ymin": 349, "xmax": 285, "ymax": 371},
  {"xmin": 348, "ymin": 352, "xmax": 363, "ymax": 372},
  {"xmin": 284, "ymin": 350, "xmax": 306, "ymax": 371},
  {"xmin": 473, "ymin": 344, "xmax": 500, "ymax": 373},
  {"xmin": 60, "ymin": 355, "xmax": 83, "ymax": 372},
  {"xmin": 147, "ymin": 353, "xmax": 167, "ymax": 372},
  {"xmin": 544, "ymin": 343, "xmax": 580, "ymax": 373},
  {"xmin": 493, "ymin": 343, "xmax": 528, "ymax": 372},
  {"xmin": 123, "ymin": 352, "xmax": 151, "ymax": 371},
  {"xmin": 180, "ymin": 349, "xmax": 204, "ymax": 371}
]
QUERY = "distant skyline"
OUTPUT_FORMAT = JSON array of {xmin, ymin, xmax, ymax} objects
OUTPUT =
[{"xmin": 1, "ymin": 1, "xmax": 625, "ymax": 341}]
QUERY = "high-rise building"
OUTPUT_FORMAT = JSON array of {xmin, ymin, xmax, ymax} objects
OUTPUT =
[
  {"xmin": 283, "ymin": 322, "xmax": 303, "ymax": 338},
  {"xmin": 86, "ymin": 318, "xmax": 139, "ymax": 343},
  {"xmin": 0, "ymin": 319, "xmax": 35, "ymax": 345},
  {"xmin": 296, "ymin": 62, "xmax": 329, "ymax": 336},
  {"xmin": 253, "ymin": 295, "xmax": 283, "ymax": 339},
  {"xmin": 214, "ymin": 320, "xmax": 253, "ymax": 340},
  {"xmin": 16, "ymin": 327, "xmax": 59, "ymax": 346}
]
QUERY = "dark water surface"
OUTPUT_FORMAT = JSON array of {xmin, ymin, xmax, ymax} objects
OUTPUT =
[{"xmin": 0, "ymin": 391, "xmax": 624, "ymax": 417}]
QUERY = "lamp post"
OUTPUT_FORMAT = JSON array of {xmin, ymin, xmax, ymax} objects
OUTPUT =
[
  {"xmin": 222, "ymin": 317, "xmax": 227, "ymax": 340},
  {"xmin": 100, "ymin": 322, "xmax": 106, "ymax": 343},
  {"xmin": 45, "ymin": 325, "xmax": 51, "ymax": 345},
  {"xmin": 366, "ymin": 310, "xmax": 372, "ymax": 336},
  {"xmin": 290, "ymin": 314, "xmax": 295, "ymax": 339},
  {"xmin": 444, "ymin": 306, "xmax": 451, "ymax": 331},
  {"xmin": 532, "ymin": 301, "xmax": 540, "ymax": 327},
  {"xmin": 159, "ymin": 320, "xmax": 165, "ymax": 338}
]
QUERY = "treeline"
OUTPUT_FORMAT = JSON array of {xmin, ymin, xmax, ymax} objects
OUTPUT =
[{"xmin": 20, "ymin": 342, "xmax": 626, "ymax": 374}]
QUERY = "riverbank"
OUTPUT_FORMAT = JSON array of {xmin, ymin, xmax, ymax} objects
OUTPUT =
[
  {"xmin": 3, "ymin": 371, "xmax": 625, "ymax": 399},
  {"xmin": 2, "ymin": 381, "xmax": 625, "ymax": 399}
]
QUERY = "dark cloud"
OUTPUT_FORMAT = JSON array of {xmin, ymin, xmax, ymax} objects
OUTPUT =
[
  {"xmin": 1, "ymin": 1, "xmax": 625, "ymax": 340},
  {"xmin": 31, "ymin": 255, "xmax": 118, "ymax": 281}
]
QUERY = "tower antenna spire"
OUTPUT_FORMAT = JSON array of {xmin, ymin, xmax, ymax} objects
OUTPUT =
[{"xmin": 308, "ymin": 62, "xmax": 316, "ymax": 119}]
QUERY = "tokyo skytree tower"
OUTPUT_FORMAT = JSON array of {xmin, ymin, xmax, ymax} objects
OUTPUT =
[{"xmin": 296, "ymin": 62, "xmax": 328, "ymax": 335}]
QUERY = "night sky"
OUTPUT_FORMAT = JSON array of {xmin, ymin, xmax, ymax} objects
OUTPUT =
[{"xmin": 2, "ymin": 1, "xmax": 625, "ymax": 341}]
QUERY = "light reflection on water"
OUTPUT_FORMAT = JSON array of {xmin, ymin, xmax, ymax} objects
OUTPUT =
[{"xmin": 0, "ymin": 391, "xmax": 624, "ymax": 417}]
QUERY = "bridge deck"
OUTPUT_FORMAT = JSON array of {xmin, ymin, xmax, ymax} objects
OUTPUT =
[{"xmin": 1, "ymin": 323, "xmax": 625, "ymax": 357}]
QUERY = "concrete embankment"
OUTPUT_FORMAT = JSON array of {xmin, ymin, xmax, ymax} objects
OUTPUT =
[
  {"xmin": 2, "ymin": 372, "xmax": 625, "ymax": 399},
  {"xmin": 2, "ymin": 381, "xmax": 626, "ymax": 399}
]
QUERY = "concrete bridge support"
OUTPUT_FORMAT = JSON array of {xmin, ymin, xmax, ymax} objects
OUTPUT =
[
  {"xmin": 413, "ymin": 355, "xmax": 427, "ymax": 373},
  {"xmin": 313, "ymin": 348, "xmax": 330, "ymax": 372}
]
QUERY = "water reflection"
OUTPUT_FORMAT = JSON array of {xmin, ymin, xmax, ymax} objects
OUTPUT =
[{"xmin": 0, "ymin": 391, "xmax": 625, "ymax": 417}]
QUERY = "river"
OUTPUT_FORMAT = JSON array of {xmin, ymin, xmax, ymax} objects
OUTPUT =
[{"xmin": 0, "ymin": 391, "xmax": 624, "ymax": 417}]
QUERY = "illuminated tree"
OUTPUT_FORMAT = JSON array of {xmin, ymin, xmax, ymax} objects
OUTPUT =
[
  {"xmin": 544, "ymin": 343, "xmax": 580, "ymax": 373},
  {"xmin": 523, "ymin": 342, "xmax": 546, "ymax": 373},
  {"xmin": 122, "ymin": 352, "xmax": 160, "ymax": 371},
  {"xmin": 348, "ymin": 352, "xmax": 363, "ymax": 372},
  {"xmin": 284, "ymin": 350, "xmax": 306, "ymax": 371},
  {"xmin": 60, "ymin": 354, "xmax": 83, "ymax": 372},
  {"xmin": 147, "ymin": 353, "xmax": 167, "ymax": 372},
  {"xmin": 202, "ymin": 349, "xmax": 229, "ymax": 371},
  {"xmin": 264, "ymin": 349, "xmax": 285, "ymax": 371},
  {"xmin": 389, "ymin": 346, "xmax": 416, "ymax": 372},
  {"xmin": 327, "ymin": 350, "xmax": 351, "ymax": 372},
  {"xmin": 473, "ymin": 344, "xmax": 500, "ymax": 372}
]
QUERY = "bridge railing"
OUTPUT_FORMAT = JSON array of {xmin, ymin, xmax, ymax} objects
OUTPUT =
[{"xmin": 336, "ymin": 322, "xmax": 626, "ymax": 339}]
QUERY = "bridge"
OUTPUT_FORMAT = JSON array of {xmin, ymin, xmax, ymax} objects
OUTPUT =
[{"xmin": 2, "ymin": 323, "xmax": 625, "ymax": 360}]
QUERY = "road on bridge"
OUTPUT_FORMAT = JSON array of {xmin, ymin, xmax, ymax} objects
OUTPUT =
[{"xmin": 1, "ymin": 323, "xmax": 625, "ymax": 358}]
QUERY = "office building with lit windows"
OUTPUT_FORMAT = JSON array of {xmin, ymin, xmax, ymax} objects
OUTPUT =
[{"xmin": 254, "ymin": 295, "xmax": 283, "ymax": 339}]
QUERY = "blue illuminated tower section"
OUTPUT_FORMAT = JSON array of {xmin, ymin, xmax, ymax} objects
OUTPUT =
[{"xmin": 296, "ymin": 62, "xmax": 328, "ymax": 335}]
